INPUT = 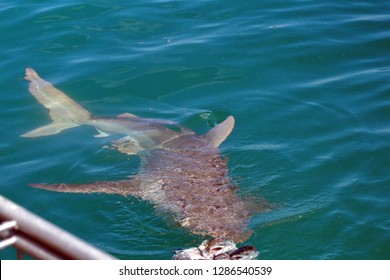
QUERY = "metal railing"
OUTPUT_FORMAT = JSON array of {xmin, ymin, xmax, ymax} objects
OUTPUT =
[{"xmin": 0, "ymin": 195, "xmax": 116, "ymax": 260}]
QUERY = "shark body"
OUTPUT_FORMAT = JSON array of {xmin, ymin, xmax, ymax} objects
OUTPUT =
[{"xmin": 22, "ymin": 68, "xmax": 258, "ymax": 259}]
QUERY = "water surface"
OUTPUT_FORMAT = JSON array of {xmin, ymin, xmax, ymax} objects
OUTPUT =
[{"xmin": 1, "ymin": 0, "xmax": 389, "ymax": 259}]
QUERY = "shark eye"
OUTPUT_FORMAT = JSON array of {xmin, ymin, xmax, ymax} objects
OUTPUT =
[
  {"xmin": 210, "ymin": 246, "xmax": 223, "ymax": 253},
  {"xmin": 229, "ymin": 246, "xmax": 257, "ymax": 259}
]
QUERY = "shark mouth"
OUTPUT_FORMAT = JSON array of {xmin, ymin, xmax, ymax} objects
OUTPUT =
[{"xmin": 173, "ymin": 239, "xmax": 259, "ymax": 260}]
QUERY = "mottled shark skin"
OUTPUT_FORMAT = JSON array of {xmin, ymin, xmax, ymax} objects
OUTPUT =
[{"xmin": 22, "ymin": 68, "xmax": 258, "ymax": 259}]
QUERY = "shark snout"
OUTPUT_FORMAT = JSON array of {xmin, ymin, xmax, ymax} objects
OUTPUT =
[{"xmin": 173, "ymin": 238, "xmax": 259, "ymax": 260}]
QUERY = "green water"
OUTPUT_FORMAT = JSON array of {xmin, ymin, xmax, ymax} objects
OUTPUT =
[{"xmin": 1, "ymin": 0, "xmax": 389, "ymax": 259}]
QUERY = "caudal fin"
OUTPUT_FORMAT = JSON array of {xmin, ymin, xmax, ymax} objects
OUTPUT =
[{"xmin": 21, "ymin": 68, "xmax": 91, "ymax": 137}]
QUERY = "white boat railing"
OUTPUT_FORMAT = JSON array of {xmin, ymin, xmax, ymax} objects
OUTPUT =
[{"xmin": 0, "ymin": 195, "xmax": 116, "ymax": 260}]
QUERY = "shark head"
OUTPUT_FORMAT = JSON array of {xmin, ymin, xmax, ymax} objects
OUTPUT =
[{"xmin": 173, "ymin": 238, "xmax": 259, "ymax": 260}]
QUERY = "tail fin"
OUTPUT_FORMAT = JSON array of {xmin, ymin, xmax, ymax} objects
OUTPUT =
[{"xmin": 21, "ymin": 68, "xmax": 91, "ymax": 137}]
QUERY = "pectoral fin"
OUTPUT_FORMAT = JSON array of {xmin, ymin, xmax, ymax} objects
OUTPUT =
[{"xmin": 30, "ymin": 179, "xmax": 142, "ymax": 197}]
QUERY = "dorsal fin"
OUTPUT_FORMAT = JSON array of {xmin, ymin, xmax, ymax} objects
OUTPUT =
[
  {"xmin": 203, "ymin": 116, "xmax": 235, "ymax": 147},
  {"xmin": 117, "ymin": 113, "xmax": 138, "ymax": 118}
]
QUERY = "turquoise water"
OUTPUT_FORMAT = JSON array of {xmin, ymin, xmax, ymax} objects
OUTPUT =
[{"xmin": 1, "ymin": 0, "xmax": 389, "ymax": 259}]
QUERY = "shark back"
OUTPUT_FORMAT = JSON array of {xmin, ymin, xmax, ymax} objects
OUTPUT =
[
  {"xmin": 131, "ymin": 119, "xmax": 252, "ymax": 242},
  {"xmin": 137, "ymin": 139, "xmax": 252, "ymax": 243}
]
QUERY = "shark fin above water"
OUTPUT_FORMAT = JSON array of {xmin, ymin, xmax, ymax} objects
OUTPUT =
[{"xmin": 203, "ymin": 116, "xmax": 235, "ymax": 147}]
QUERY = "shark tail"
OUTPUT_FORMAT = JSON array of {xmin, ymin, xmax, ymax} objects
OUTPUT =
[{"xmin": 21, "ymin": 68, "xmax": 91, "ymax": 137}]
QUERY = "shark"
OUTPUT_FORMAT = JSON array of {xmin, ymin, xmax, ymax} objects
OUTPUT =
[{"xmin": 21, "ymin": 67, "xmax": 260, "ymax": 260}]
